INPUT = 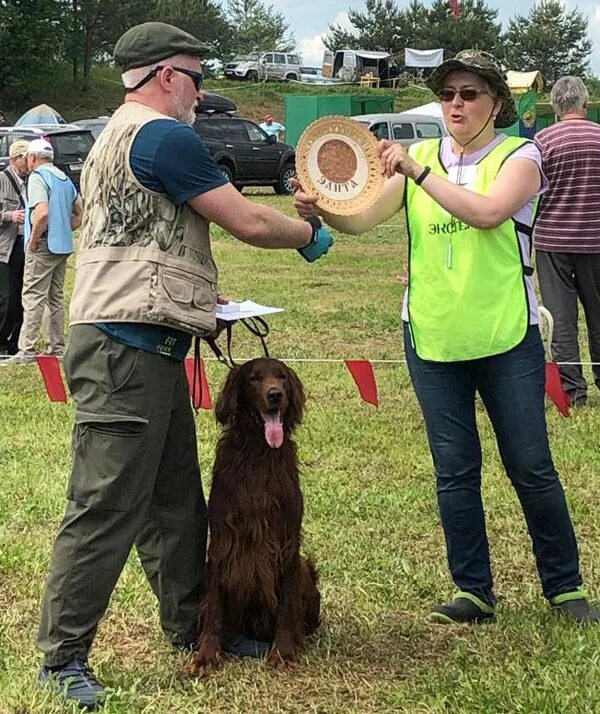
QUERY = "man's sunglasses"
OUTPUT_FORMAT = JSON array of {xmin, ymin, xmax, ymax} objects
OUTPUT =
[
  {"xmin": 128, "ymin": 65, "xmax": 204, "ymax": 92},
  {"xmin": 437, "ymin": 87, "xmax": 493, "ymax": 103}
]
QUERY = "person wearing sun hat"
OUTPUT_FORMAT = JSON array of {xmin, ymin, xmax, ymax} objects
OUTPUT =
[{"xmin": 294, "ymin": 48, "xmax": 599, "ymax": 627}]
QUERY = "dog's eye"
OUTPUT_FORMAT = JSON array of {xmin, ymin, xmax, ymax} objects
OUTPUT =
[{"xmin": 249, "ymin": 372, "xmax": 262, "ymax": 382}]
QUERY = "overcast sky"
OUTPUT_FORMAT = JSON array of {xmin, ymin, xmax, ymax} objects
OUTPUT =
[{"xmin": 229, "ymin": 0, "xmax": 600, "ymax": 73}]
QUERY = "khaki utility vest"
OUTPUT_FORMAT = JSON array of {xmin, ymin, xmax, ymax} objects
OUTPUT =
[{"xmin": 69, "ymin": 101, "xmax": 218, "ymax": 335}]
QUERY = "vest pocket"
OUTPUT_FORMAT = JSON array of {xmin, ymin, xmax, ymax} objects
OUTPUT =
[{"xmin": 153, "ymin": 264, "xmax": 217, "ymax": 333}]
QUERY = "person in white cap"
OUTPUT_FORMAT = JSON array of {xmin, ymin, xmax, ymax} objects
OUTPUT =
[
  {"xmin": 5, "ymin": 138, "xmax": 83, "ymax": 364},
  {"xmin": 0, "ymin": 139, "xmax": 29, "ymax": 356}
]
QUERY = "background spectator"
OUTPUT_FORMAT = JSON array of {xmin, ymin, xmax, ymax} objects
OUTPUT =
[
  {"xmin": 6, "ymin": 139, "xmax": 82, "ymax": 364},
  {"xmin": 259, "ymin": 113, "xmax": 285, "ymax": 139},
  {"xmin": 0, "ymin": 140, "xmax": 28, "ymax": 355},
  {"xmin": 534, "ymin": 76, "xmax": 600, "ymax": 407}
]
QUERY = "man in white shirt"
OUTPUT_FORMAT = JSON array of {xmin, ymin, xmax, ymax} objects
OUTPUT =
[{"xmin": 259, "ymin": 113, "xmax": 285, "ymax": 140}]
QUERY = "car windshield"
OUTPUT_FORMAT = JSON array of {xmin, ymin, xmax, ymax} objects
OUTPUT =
[{"xmin": 50, "ymin": 132, "xmax": 94, "ymax": 160}]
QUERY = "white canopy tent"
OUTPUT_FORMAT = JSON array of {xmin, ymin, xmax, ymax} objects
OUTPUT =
[{"xmin": 405, "ymin": 48, "xmax": 444, "ymax": 68}]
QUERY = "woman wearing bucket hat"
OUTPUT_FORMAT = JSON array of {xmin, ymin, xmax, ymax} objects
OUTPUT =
[{"xmin": 294, "ymin": 49, "xmax": 599, "ymax": 625}]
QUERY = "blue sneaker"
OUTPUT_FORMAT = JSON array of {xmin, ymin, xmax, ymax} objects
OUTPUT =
[{"xmin": 39, "ymin": 659, "xmax": 105, "ymax": 709}]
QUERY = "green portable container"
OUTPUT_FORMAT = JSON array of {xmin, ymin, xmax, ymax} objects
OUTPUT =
[{"xmin": 284, "ymin": 94, "xmax": 395, "ymax": 147}]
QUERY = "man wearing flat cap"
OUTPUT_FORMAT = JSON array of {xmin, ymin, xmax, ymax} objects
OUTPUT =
[
  {"xmin": 0, "ymin": 140, "xmax": 29, "ymax": 355},
  {"xmin": 36, "ymin": 21, "xmax": 333, "ymax": 707}
]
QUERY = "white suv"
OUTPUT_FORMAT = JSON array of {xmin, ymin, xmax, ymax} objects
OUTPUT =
[{"xmin": 225, "ymin": 52, "xmax": 302, "ymax": 82}]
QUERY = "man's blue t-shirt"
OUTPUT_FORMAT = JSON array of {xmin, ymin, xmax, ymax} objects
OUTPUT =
[{"xmin": 96, "ymin": 119, "xmax": 227, "ymax": 360}]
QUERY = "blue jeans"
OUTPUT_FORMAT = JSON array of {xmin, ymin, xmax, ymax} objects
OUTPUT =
[{"xmin": 404, "ymin": 323, "xmax": 582, "ymax": 604}]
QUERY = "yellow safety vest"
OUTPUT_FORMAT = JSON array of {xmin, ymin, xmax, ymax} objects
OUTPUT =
[{"xmin": 405, "ymin": 136, "xmax": 535, "ymax": 362}]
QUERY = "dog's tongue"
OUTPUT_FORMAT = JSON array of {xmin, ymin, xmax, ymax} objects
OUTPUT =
[{"xmin": 262, "ymin": 412, "xmax": 284, "ymax": 449}]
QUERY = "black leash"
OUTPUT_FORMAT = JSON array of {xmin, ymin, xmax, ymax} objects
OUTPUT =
[{"xmin": 191, "ymin": 317, "xmax": 271, "ymax": 411}]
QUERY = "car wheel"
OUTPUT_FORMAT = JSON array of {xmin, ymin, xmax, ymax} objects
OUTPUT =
[
  {"xmin": 218, "ymin": 164, "xmax": 233, "ymax": 183},
  {"xmin": 247, "ymin": 70, "xmax": 258, "ymax": 83},
  {"xmin": 275, "ymin": 163, "xmax": 296, "ymax": 195},
  {"xmin": 285, "ymin": 73, "xmax": 298, "ymax": 82}
]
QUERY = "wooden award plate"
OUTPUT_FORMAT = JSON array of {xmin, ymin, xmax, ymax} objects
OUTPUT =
[{"xmin": 295, "ymin": 116, "xmax": 384, "ymax": 216}]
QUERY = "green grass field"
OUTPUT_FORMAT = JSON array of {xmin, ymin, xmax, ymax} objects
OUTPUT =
[{"xmin": 1, "ymin": 193, "xmax": 600, "ymax": 713}]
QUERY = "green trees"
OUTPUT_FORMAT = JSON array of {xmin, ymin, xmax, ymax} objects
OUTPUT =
[
  {"xmin": 0, "ymin": 0, "xmax": 595, "ymax": 104},
  {"xmin": 324, "ymin": 0, "xmax": 502, "ymax": 56},
  {"xmin": 226, "ymin": 0, "xmax": 294, "ymax": 55},
  {"xmin": 324, "ymin": 0, "xmax": 593, "ymax": 87},
  {"xmin": 502, "ymin": 0, "xmax": 592, "ymax": 86}
]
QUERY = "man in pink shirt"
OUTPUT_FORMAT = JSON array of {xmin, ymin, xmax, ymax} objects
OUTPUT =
[{"xmin": 534, "ymin": 76, "xmax": 600, "ymax": 407}]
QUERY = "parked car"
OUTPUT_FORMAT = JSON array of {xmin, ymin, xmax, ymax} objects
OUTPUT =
[
  {"xmin": 194, "ymin": 114, "xmax": 295, "ymax": 194},
  {"xmin": 224, "ymin": 53, "xmax": 261, "ymax": 81},
  {"xmin": 73, "ymin": 117, "xmax": 110, "ymax": 139},
  {"xmin": 224, "ymin": 51, "xmax": 302, "ymax": 82},
  {"xmin": 196, "ymin": 92, "xmax": 236, "ymax": 115},
  {"xmin": 353, "ymin": 112, "xmax": 447, "ymax": 147},
  {"xmin": 0, "ymin": 125, "xmax": 95, "ymax": 190},
  {"xmin": 73, "ymin": 94, "xmax": 237, "ymax": 138}
]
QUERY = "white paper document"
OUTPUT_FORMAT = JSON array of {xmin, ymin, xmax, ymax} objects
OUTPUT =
[{"xmin": 215, "ymin": 300, "xmax": 284, "ymax": 322}]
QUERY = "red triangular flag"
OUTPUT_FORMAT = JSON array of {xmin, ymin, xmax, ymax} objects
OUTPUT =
[
  {"xmin": 184, "ymin": 357, "xmax": 212, "ymax": 410},
  {"xmin": 545, "ymin": 362, "xmax": 570, "ymax": 418},
  {"xmin": 36, "ymin": 355, "xmax": 68, "ymax": 403},
  {"xmin": 345, "ymin": 360, "xmax": 379, "ymax": 407}
]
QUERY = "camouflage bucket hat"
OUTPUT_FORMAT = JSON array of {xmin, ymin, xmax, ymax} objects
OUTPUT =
[{"xmin": 427, "ymin": 49, "xmax": 517, "ymax": 129}]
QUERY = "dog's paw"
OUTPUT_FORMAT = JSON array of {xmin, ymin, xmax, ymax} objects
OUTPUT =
[
  {"xmin": 186, "ymin": 652, "xmax": 221, "ymax": 678},
  {"xmin": 267, "ymin": 647, "xmax": 298, "ymax": 671}
]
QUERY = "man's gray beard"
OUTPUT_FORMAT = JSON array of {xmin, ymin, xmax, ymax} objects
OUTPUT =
[{"xmin": 174, "ymin": 99, "xmax": 196, "ymax": 126}]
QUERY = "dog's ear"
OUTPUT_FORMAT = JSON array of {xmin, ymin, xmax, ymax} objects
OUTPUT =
[
  {"xmin": 285, "ymin": 365, "xmax": 305, "ymax": 428},
  {"xmin": 215, "ymin": 366, "xmax": 242, "ymax": 425}
]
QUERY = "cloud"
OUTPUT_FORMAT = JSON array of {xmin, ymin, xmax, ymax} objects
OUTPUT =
[
  {"xmin": 331, "ymin": 10, "xmax": 355, "ymax": 33},
  {"xmin": 299, "ymin": 35, "xmax": 327, "ymax": 67},
  {"xmin": 586, "ymin": 4, "xmax": 600, "ymax": 73},
  {"xmin": 298, "ymin": 11, "xmax": 355, "ymax": 67}
]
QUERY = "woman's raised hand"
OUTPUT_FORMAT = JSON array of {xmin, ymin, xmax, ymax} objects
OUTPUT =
[
  {"xmin": 291, "ymin": 177, "xmax": 320, "ymax": 219},
  {"xmin": 378, "ymin": 139, "xmax": 419, "ymax": 180}
]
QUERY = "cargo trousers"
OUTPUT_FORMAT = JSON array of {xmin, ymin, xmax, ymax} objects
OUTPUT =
[
  {"xmin": 19, "ymin": 236, "xmax": 68, "ymax": 355},
  {"xmin": 38, "ymin": 325, "xmax": 207, "ymax": 666}
]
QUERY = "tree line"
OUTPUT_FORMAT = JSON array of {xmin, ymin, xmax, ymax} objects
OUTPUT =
[
  {"xmin": 325, "ymin": 0, "xmax": 592, "ymax": 87},
  {"xmin": 0, "ymin": 0, "xmax": 593, "ymax": 102},
  {"xmin": 0, "ymin": 0, "xmax": 293, "ymax": 100}
]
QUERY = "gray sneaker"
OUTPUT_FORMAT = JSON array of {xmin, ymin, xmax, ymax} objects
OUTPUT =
[
  {"xmin": 3, "ymin": 351, "xmax": 37, "ymax": 365},
  {"xmin": 39, "ymin": 659, "xmax": 106, "ymax": 710}
]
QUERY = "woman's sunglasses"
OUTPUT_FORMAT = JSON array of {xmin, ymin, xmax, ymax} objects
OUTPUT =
[{"xmin": 437, "ymin": 87, "xmax": 492, "ymax": 103}]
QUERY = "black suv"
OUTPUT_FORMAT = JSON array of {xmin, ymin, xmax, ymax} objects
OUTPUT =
[
  {"xmin": 194, "ymin": 114, "xmax": 296, "ymax": 194},
  {"xmin": 0, "ymin": 126, "xmax": 95, "ymax": 191}
]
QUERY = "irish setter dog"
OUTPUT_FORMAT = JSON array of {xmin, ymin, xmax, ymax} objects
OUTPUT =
[{"xmin": 188, "ymin": 357, "xmax": 320, "ymax": 677}]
